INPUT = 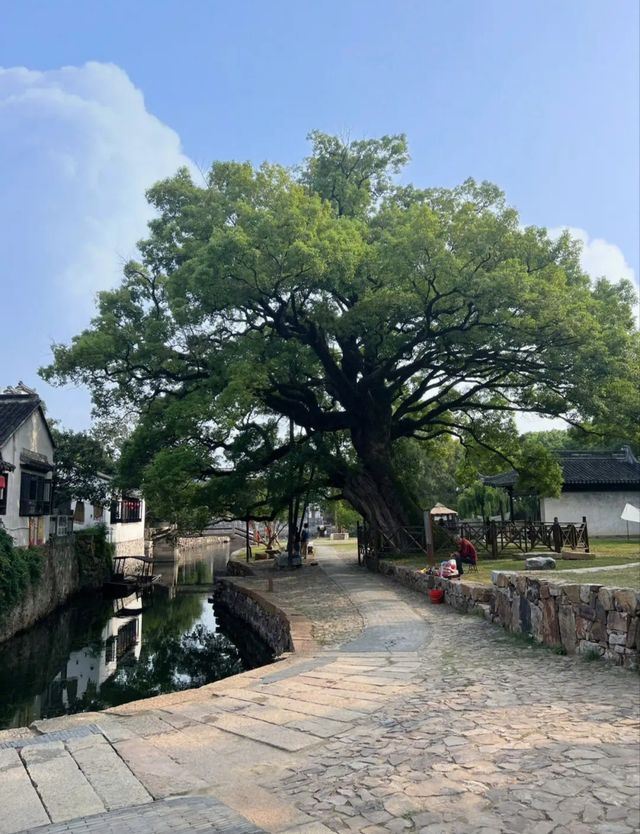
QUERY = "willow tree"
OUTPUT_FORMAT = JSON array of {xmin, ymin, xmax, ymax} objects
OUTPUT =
[{"xmin": 42, "ymin": 132, "xmax": 638, "ymax": 538}]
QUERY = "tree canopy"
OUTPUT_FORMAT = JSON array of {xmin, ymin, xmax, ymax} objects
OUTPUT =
[
  {"xmin": 42, "ymin": 132, "xmax": 639, "ymax": 537},
  {"xmin": 50, "ymin": 425, "xmax": 114, "ymax": 508}
]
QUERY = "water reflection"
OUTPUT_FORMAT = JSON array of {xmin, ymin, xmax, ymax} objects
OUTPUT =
[{"xmin": 0, "ymin": 541, "xmax": 272, "ymax": 729}]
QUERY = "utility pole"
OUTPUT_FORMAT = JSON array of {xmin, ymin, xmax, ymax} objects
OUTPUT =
[
  {"xmin": 287, "ymin": 417, "xmax": 294, "ymax": 560},
  {"xmin": 245, "ymin": 515, "xmax": 251, "ymax": 563}
]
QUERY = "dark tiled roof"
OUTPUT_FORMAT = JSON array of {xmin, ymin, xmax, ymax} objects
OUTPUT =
[
  {"xmin": 483, "ymin": 446, "xmax": 640, "ymax": 490},
  {"xmin": 557, "ymin": 448, "xmax": 640, "ymax": 485},
  {"xmin": 0, "ymin": 394, "xmax": 41, "ymax": 447},
  {"xmin": 483, "ymin": 470, "xmax": 519, "ymax": 487}
]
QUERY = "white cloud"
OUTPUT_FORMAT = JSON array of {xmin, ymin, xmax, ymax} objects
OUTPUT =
[
  {"xmin": 0, "ymin": 62, "xmax": 197, "ymax": 316},
  {"xmin": 549, "ymin": 226, "xmax": 639, "ymax": 329},
  {"xmin": 550, "ymin": 225, "xmax": 636, "ymax": 287}
]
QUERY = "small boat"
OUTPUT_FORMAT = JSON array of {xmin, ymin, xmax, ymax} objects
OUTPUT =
[{"xmin": 104, "ymin": 555, "xmax": 161, "ymax": 598}]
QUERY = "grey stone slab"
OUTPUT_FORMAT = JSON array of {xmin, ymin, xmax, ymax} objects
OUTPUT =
[
  {"xmin": 0, "ymin": 724, "xmax": 101, "ymax": 750},
  {"xmin": 23, "ymin": 795, "xmax": 267, "ymax": 833},
  {"xmin": 265, "ymin": 682, "xmax": 380, "ymax": 713},
  {"xmin": 101, "ymin": 712, "xmax": 173, "ymax": 738},
  {"xmin": 256, "ymin": 691, "xmax": 366, "ymax": 722},
  {"xmin": 114, "ymin": 737, "xmax": 209, "ymax": 799},
  {"xmin": 0, "ymin": 747, "xmax": 50, "ymax": 834},
  {"xmin": 340, "ymin": 623, "xmax": 428, "ymax": 652},
  {"xmin": 20, "ymin": 741, "xmax": 105, "ymax": 823},
  {"xmin": 213, "ymin": 712, "xmax": 319, "ymax": 751},
  {"xmin": 66, "ymin": 734, "xmax": 152, "ymax": 811},
  {"xmin": 259, "ymin": 656, "xmax": 331, "ymax": 683}
]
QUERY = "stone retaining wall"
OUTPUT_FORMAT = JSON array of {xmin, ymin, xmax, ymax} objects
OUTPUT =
[
  {"xmin": 113, "ymin": 538, "xmax": 145, "ymax": 558},
  {"xmin": 378, "ymin": 559, "xmax": 639, "ymax": 670},
  {"xmin": 177, "ymin": 534, "xmax": 229, "ymax": 550},
  {"xmin": 214, "ymin": 578, "xmax": 293, "ymax": 656},
  {"xmin": 0, "ymin": 536, "xmax": 108, "ymax": 643}
]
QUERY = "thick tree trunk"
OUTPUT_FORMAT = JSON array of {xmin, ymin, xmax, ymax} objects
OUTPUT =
[{"xmin": 343, "ymin": 416, "xmax": 422, "ymax": 551}]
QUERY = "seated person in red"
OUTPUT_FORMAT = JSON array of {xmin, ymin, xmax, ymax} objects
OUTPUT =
[{"xmin": 452, "ymin": 535, "xmax": 477, "ymax": 577}]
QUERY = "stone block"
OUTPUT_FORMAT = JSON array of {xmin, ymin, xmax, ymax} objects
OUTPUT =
[
  {"xmin": 562, "ymin": 585, "xmax": 582, "ymax": 604},
  {"xmin": 493, "ymin": 572, "xmax": 510, "ymax": 588},
  {"xmin": 626, "ymin": 616, "xmax": 639, "ymax": 650},
  {"xmin": 519, "ymin": 594, "xmax": 532, "ymax": 634},
  {"xmin": 597, "ymin": 587, "xmax": 613, "ymax": 610},
  {"xmin": 608, "ymin": 631, "xmax": 627, "ymax": 647},
  {"xmin": 613, "ymin": 589, "xmax": 639, "ymax": 614},
  {"xmin": 607, "ymin": 611, "xmax": 628, "ymax": 633},
  {"xmin": 603, "ymin": 648, "xmax": 623, "ymax": 665},
  {"xmin": 575, "ymin": 617, "xmax": 591, "ymax": 640},
  {"xmin": 526, "ymin": 583, "xmax": 541, "ymax": 604},
  {"xmin": 580, "ymin": 584, "xmax": 601, "ymax": 604},
  {"xmin": 541, "ymin": 598, "xmax": 561, "ymax": 647},
  {"xmin": 590, "ymin": 620, "xmax": 606, "ymax": 643},
  {"xmin": 530, "ymin": 603, "xmax": 543, "ymax": 641},
  {"xmin": 577, "ymin": 641, "xmax": 604, "ymax": 657},
  {"xmin": 578, "ymin": 604, "xmax": 596, "ymax": 622},
  {"xmin": 525, "ymin": 556, "xmax": 556, "ymax": 570},
  {"xmin": 561, "ymin": 551, "xmax": 592, "ymax": 560},
  {"xmin": 515, "ymin": 575, "xmax": 527, "ymax": 595},
  {"xmin": 539, "ymin": 581, "xmax": 551, "ymax": 599},
  {"xmin": 558, "ymin": 604, "xmax": 577, "ymax": 654}
]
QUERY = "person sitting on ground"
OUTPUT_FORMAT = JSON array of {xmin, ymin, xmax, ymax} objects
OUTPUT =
[{"xmin": 451, "ymin": 535, "xmax": 477, "ymax": 578}]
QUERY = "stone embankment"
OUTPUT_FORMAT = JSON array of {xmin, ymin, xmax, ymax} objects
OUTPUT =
[
  {"xmin": 377, "ymin": 559, "xmax": 639, "ymax": 669},
  {"xmin": 215, "ymin": 579, "xmax": 294, "ymax": 657},
  {"xmin": 0, "ymin": 535, "xmax": 109, "ymax": 643}
]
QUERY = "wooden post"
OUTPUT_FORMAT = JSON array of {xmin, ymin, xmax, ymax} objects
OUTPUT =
[
  {"xmin": 245, "ymin": 517, "xmax": 251, "ymax": 563},
  {"xmin": 582, "ymin": 516, "xmax": 590, "ymax": 554},
  {"xmin": 552, "ymin": 517, "xmax": 562, "ymax": 553}
]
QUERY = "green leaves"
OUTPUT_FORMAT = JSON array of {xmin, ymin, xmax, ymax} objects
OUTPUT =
[{"xmin": 40, "ymin": 132, "xmax": 638, "ymax": 532}]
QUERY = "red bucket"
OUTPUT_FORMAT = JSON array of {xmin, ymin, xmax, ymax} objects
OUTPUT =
[{"xmin": 429, "ymin": 589, "xmax": 445, "ymax": 604}]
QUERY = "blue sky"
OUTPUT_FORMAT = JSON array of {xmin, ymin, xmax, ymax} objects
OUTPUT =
[{"xmin": 1, "ymin": 0, "xmax": 638, "ymax": 430}]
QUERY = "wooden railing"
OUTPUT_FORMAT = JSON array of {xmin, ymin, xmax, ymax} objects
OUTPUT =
[{"xmin": 357, "ymin": 516, "xmax": 589, "ymax": 564}]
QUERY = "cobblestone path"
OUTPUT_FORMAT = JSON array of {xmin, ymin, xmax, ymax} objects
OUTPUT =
[{"xmin": 0, "ymin": 546, "xmax": 638, "ymax": 834}]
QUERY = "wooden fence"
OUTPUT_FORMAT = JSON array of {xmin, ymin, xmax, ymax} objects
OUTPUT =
[{"xmin": 357, "ymin": 516, "xmax": 589, "ymax": 565}]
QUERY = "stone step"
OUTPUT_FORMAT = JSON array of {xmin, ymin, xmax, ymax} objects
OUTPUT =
[
  {"xmin": 20, "ymin": 741, "xmax": 105, "ymax": 823},
  {"xmin": 66, "ymin": 733, "xmax": 153, "ymax": 811},
  {"xmin": 0, "ymin": 748, "xmax": 50, "ymax": 834}
]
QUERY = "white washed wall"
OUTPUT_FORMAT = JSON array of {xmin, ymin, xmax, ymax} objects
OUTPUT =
[{"xmin": 541, "ymin": 490, "xmax": 640, "ymax": 536}]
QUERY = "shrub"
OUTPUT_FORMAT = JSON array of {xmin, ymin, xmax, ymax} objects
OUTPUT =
[
  {"xmin": 0, "ymin": 527, "xmax": 44, "ymax": 619},
  {"xmin": 74, "ymin": 525, "xmax": 114, "ymax": 582}
]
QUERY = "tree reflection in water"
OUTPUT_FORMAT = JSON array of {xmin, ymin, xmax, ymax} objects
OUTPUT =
[{"xmin": 92, "ymin": 623, "xmax": 243, "ymax": 708}]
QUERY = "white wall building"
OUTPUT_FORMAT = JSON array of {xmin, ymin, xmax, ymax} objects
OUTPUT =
[
  {"xmin": 67, "ymin": 491, "xmax": 146, "ymax": 558},
  {"xmin": 485, "ymin": 446, "xmax": 640, "ymax": 537},
  {"xmin": 0, "ymin": 385, "xmax": 55, "ymax": 547}
]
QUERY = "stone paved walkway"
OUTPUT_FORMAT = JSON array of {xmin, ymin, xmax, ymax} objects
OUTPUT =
[{"xmin": 1, "ymin": 546, "xmax": 638, "ymax": 834}]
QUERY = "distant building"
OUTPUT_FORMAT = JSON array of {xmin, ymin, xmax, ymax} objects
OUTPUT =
[
  {"xmin": 0, "ymin": 384, "xmax": 55, "ymax": 547},
  {"xmin": 54, "ymin": 485, "xmax": 146, "ymax": 558},
  {"xmin": 483, "ymin": 446, "xmax": 640, "ymax": 536}
]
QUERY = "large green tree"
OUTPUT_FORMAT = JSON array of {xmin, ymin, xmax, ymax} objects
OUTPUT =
[{"xmin": 42, "ymin": 133, "xmax": 639, "ymax": 540}]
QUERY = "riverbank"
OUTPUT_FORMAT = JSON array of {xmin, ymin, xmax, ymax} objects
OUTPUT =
[
  {"xmin": 0, "ymin": 543, "xmax": 638, "ymax": 834},
  {"xmin": 0, "ymin": 532, "xmax": 110, "ymax": 644}
]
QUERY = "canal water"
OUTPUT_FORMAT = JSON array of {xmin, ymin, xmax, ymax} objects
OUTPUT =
[{"xmin": 0, "ymin": 541, "xmax": 273, "ymax": 730}]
